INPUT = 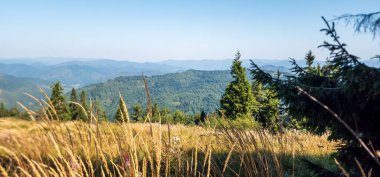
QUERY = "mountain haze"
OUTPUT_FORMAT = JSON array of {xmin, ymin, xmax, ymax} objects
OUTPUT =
[
  {"xmin": 0, "ymin": 74, "xmax": 50, "ymax": 108},
  {"xmin": 0, "ymin": 59, "xmax": 184, "ymax": 87},
  {"xmin": 159, "ymin": 59, "xmax": 292, "ymax": 71}
]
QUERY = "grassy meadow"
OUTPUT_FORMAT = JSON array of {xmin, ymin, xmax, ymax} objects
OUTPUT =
[{"xmin": 0, "ymin": 117, "xmax": 338, "ymax": 177}]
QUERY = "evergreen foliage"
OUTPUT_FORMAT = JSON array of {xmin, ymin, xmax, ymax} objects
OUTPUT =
[
  {"xmin": 334, "ymin": 11, "xmax": 380, "ymax": 38},
  {"xmin": 200, "ymin": 110, "xmax": 207, "ymax": 123},
  {"xmin": 172, "ymin": 110, "xmax": 187, "ymax": 123},
  {"xmin": 151, "ymin": 102, "xmax": 160, "ymax": 122},
  {"xmin": 80, "ymin": 70, "xmax": 234, "ymax": 117},
  {"xmin": 114, "ymin": 97, "xmax": 129, "ymax": 123},
  {"xmin": 250, "ymin": 18, "xmax": 380, "ymax": 175},
  {"xmin": 79, "ymin": 91, "xmax": 88, "ymax": 121},
  {"xmin": 50, "ymin": 81, "xmax": 70, "ymax": 121},
  {"xmin": 69, "ymin": 88, "xmax": 80, "ymax": 120},
  {"xmin": 0, "ymin": 102, "xmax": 28, "ymax": 118},
  {"xmin": 220, "ymin": 52, "xmax": 256, "ymax": 119},
  {"xmin": 305, "ymin": 50, "xmax": 315, "ymax": 70},
  {"xmin": 114, "ymin": 99, "xmax": 123, "ymax": 122},
  {"xmin": 0, "ymin": 103, "xmax": 6, "ymax": 117},
  {"xmin": 194, "ymin": 110, "xmax": 207, "ymax": 125},
  {"xmin": 91, "ymin": 101, "xmax": 108, "ymax": 122},
  {"xmin": 131, "ymin": 104, "xmax": 143, "ymax": 122},
  {"xmin": 251, "ymin": 81, "xmax": 281, "ymax": 131}
]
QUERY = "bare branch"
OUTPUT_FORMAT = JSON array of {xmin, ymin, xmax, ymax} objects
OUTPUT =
[{"xmin": 295, "ymin": 86, "xmax": 380, "ymax": 168}]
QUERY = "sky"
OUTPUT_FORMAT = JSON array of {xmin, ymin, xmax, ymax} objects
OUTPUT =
[{"xmin": 0, "ymin": 0, "xmax": 379, "ymax": 62}]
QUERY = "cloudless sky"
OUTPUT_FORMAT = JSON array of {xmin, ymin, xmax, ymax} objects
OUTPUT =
[{"xmin": 0, "ymin": 0, "xmax": 379, "ymax": 62}]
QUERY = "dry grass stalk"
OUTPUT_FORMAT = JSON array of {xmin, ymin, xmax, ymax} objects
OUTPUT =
[{"xmin": 0, "ymin": 86, "xmax": 338, "ymax": 177}]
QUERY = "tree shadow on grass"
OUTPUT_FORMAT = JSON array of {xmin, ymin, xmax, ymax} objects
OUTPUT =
[{"xmin": 0, "ymin": 148, "xmax": 338, "ymax": 177}]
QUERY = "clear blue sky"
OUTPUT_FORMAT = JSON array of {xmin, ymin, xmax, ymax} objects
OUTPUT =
[{"xmin": 0, "ymin": 0, "xmax": 379, "ymax": 62}]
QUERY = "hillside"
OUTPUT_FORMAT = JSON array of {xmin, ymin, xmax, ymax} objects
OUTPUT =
[
  {"xmin": 0, "ymin": 59, "xmax": 183, "ymax": 88},
  {"xmin": 80, "ymin": 70, "xmax": 233, "ymax": 117},
  {"xmin": 0, "ymin": 59, "xmax": 291, "ymax": 109},
  {"xmin": 0, "ymin": 74, "xmax": 50, "ymax": 108},
  {"xmin": 0, "ymin": 58, "xmax": 297, "ymax": 88}
]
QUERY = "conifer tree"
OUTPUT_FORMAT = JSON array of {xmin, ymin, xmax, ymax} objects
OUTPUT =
[
  {"xmin": 92, "ymin": 101, "xmax": 108, "ymax": 122},
  {"xmin": 251, "ymin": 81, "xmax": 280, "ymax": 131},
  {"xmin": 69, "ymin": 88, "xmax": 80, "ymax": 120},
  {"xmin": 114, "ymin": 97, "xmax": 129, "ymax": 122},
  {"xmin": 8, "ymin": 107, "xmax": 20, "ymax": 117},
  {"xmin": 131, "ymin": 104, "xmax": 142, "ymax": 122},
  {"xmin": 195, "ymin": 110, "xmax": 207, "ymax": 125},
  {"xmin": 50, "ymin": 82, "xmax": 70, "ymax": 120},
  {"xmin": 172, "ymin": 110, "xmax": 186, "ymax": 123},
  {"xmin": 79, "ymin": 91, "xmax": 88, "ymax": 121},
  {"xmin": 0, "ymin": 102, "xmax": 6, "ymax": 117},
  {"xmin": 200, "ymin": 110, "xmax": 207, "ymax": 123},
  {"xmin": 305, "ymin": 50, "xmax": 315, "ymax": 69},
  {"xmin": 114, "ymin": 99, "xmax": 122, "ymax": 122},
  {"xmin": 220, "ymin": 51, "xmax": 256, "ymax": 119},
  {"xmin": 152, "ymin": 102, "xmax": 160, "ymax": 122},
  {"xmin": 250, "ymin": 18, "xmax": 380, "ymax": 174}
]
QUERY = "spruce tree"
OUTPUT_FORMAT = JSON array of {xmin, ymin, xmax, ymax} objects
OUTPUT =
[
  {"xmin": 195, "ymin": 110, "xmax": 207, "ymax": 125},
  {"xmin": 152, "ymin": 102, "xmax": 160, "ymax": 122},
  {"xmin": 9, "ymin": 107, "xmax": 20, "ymax": 117},
  {"xmin": 172, "ymin": 110, "xmax": 186, "ymax": 123},
  {"xmin": 114, "ymin": 101, "xmax": 123, "ymax": 122},
  {"xmin": 220, "ymin": 51, "xmax": 256, "ymax": 119},
  {"xmin": 50, "ymin": 82, "xmax": 70, "ymax": 121},
  {"xmin": 69, "ymin": 88, "xmax": 80, "ymax": 120},
  {"xmin": 251, "ymin": 81, "xmax": 280, "ymax": 131},
  {"xmin": 114, "ymin": 97, "xmax": 129, "ymax": 122},
  {"xmin": 92, "ymin": 101, "xmax": 108, "ymax": 122},
  {"xmin": 305, "ymin": 50, "xmax": 315, "ymax": 69},
  {"xmin": 131, "ymin": 104, "xmax": 142, "ymax": 122},
  {"xmin": 0, "ymin": 102, "xmax": 6, "ymax": 117},
  {"xmin": 79, "ymin": 91, "xmax": 88, "ymax": 121},
  {"xmin": 250, "ymin": 19, "xmax": 380, "ymax": 174},
  {"xmin": 200, "ymin": 110, "xmax": 207, "ymax": 123}
]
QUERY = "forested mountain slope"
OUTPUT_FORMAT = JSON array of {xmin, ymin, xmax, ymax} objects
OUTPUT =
[
  {"xmin": 0, "ymin": 74, "xmax": 50, "ymax": 108},
  {"xmin": 80, "ymin": 70, "xmax": 233, "ymax": 117}
]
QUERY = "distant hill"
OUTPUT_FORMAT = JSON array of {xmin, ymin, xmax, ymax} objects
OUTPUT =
[
  {"xmin": 0, "ymin": 58, "xmax": 294, "ymax": 90},
  {"xmin": 79, "ymin": 67, "xmax": 287, "ymax": 118},
  {"xmin": 0, "ymin": 59, "xmax": 183, "ymax": 88},
  {"xmin": 0, "ymin": 74, "xmax": 50, "ymax": 108},
  {"xmin": 0, "ymin": 58, "xmax": 293, "ymax": 109},
  {"xmin": 158, "ymin": 59, "xmax": 293, "ymax": 71},
  {"xmin": 2, "ymin": 57, "xmax": 377, "ymax": 112},
  {"xmin": 80, "ymin": 70, "xmax": 233, "ymax": 118}
]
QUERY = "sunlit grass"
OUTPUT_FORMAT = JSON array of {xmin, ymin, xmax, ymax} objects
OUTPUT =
[{"xmin": 0, "ymin": 117, "xmax": 337, "ymax": 177}]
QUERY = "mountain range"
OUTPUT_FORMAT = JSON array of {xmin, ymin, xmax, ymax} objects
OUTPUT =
[
  {"xmin": 1, "ymin": 57, "xmax": 378, "ymax": 111},
  {"xmin": 0, "ymin": 58, "xmax": 288, "ymax": 109},
  {"xmin": 0, "ymin": 74, "xmax": 50, "ymax": 108},
  {"xmin": 0, "ymin": 59, "xmax": 183, "ymax": 88},
  {"xmin": 0, "ymin": 58, "xmax": 292, "ymax": 88}
]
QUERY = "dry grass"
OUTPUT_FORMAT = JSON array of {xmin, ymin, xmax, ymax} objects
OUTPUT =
[
  {"xmin": 0, "ymin": 117, "xmax": 337, "ymax": 177},
  {"xmin": 0, "ymin": 77, "xmax": 340, "ymax": 176}
]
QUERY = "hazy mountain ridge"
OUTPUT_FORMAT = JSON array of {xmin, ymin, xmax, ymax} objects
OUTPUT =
[
  {"xmin": 0, "ymin": 59, "xmax": 184, "ymax": 87},
  {"xmin": 2, "ymin": 57, "xmax": 377, "ymax": 110},
  {"xmin": 0, "ymin": 58, "xmax": 292, "ymax": 109},
  {"xmin": 0, "ymin": 74, "xmax": 50, "ymax": 108},
  {"xmin": 158, "ymin": 59, "xmax": 294, "ymax": 71},
  {"xmin": 0, "ymin": 58, "xmax": 294, "ymax": 86}
]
